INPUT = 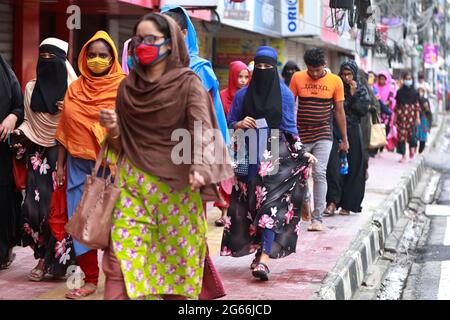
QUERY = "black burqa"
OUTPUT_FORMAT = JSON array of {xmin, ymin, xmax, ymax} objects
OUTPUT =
[
  {"xmin": 20, "ymin": 44, "xmax": 76, "ymax": 276},
  {"xmin": 0, "ymin": 54, "xmax": 24, "ymax": 267},
  {"xmin": 30, "ymin": 44, "xmax": 68, "ymax": 114},
  {"xmin": 242, "ymin": 56, "xmax": 282, "ymax": 129},
  {"xmin": 222, "ymin": 53, "xmax": 310, "ymax": 260},
  {"xmin": 326, "ymin": 60, "xmax": 369, "ymax": 213}
]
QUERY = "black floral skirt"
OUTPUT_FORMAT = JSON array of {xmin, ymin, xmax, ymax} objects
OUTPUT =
[
  {"xmin": 20, "ymin": 141, "xmax": 75, "ymax": 276},
  {"xmin": 220, "ymin": 132, "xmax": 309, "ymax": 259}
]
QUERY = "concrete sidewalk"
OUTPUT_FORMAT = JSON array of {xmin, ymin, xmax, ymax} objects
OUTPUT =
[
  {"xmin": 213, "ymin": 115, "xmax": 446, "ymax": 300},
  {"xmin": 213, "ymin": 153, "xmax": 424, "ymax": 300}
]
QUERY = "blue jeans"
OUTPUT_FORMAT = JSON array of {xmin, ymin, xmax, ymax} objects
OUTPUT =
[{"xmin": 261, "ymin": 229, "xmax": 275, "ymax": 255}]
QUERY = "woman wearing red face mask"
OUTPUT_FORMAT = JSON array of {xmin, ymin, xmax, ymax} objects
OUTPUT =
[
  {"xmin": 214, "ymin": 61, "xmax": 250, "ymax": 227},
  {"xmin": 99, "ymin": 13, "xmax": 233, "ymax": 300}
]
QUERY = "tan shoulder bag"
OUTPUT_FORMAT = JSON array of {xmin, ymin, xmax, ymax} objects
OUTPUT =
[{"xmin": 65, "ymin": 144, "xmax": 124, "ymax": 250}]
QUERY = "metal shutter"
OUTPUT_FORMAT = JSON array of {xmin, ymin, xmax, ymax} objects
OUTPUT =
[{"xmin": 0, "ymin": 2, "xmax": 14, "ymax": 66}]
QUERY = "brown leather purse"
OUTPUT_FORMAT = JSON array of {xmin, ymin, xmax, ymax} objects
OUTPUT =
[{"xmin": 65, "ymin": 143, "xmax": 123, "ymax": 250}]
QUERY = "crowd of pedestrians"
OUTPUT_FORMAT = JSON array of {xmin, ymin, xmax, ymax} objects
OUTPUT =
[{"xmin": 0, "ymin": 5, "xmax": 436, "ymax": 300}]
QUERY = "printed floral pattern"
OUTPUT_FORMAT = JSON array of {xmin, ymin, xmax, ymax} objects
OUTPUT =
[
  {"xmin": 221, "ymin": 133, "xmax": 309, "ymax": 259},
  {"xmin": 21, "ymin": 144, "xmax": 75, "ymax": 276},
  {"xmin": 395, "ymin": 102, "xmax": 420, "ymax": 143},
  {"xmin": 111, "ymin": 157, "xmax": 207, "ymax": 300}
]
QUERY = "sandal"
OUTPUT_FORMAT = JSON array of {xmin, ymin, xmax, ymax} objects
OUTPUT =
[
  {"xmin": 214, "ymin": 218, "xmax": 225, "ymax": 227},
  {"xmin": 252, "ymin": 262, "xmax": 270, "ymax": 281},
  {"xmin": 323, "ymin": 203, "xmax": 336, "ymax": 217},
  {"xmin": 0, "ymin": 252, "xmax": 16, "ymax": 270},
  {"xmin": 339, "ymin": 209, "xmax": 351, "ymax": 216},
  {"xmin": 250, "ymin": 251, "xmax": 262, "ymax": 270},
  {"xmin": 65, "ymin": 284, "xmax": 97, "ymax": 300},
  {"xmin": 28, "ymin": 267, "xmax": 45, "ymax": 282},
  {"xmin": 307, "ymin": 221, "xmax": 323, "ymax": 232}
]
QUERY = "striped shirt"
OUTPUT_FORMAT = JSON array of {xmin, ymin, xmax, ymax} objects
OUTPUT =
[{"xmin": 289, "ymin": 71, "xmax": 345, "ymax": 144}]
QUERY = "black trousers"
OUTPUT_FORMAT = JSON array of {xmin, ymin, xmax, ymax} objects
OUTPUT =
[
  {"xmin": 397, "ymin": 135, "xmax": 418, "ymax": 156},
  {"xmin": 419, "ymin": 141, "xmax": 426, "ymax": 154}
]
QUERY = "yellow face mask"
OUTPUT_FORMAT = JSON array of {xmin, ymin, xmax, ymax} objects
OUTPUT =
[
  {"xmin": 368, "ymin": 73, "xmax": 375, "ymax": 86},
  {"xmin": 87, "ymin": 57, "xmax": 112, "ymax": 75}
]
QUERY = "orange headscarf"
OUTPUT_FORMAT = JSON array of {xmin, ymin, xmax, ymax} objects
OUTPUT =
[{"xmin": 56, "ymin": 31, "xmax": 125, "ymax": 160}]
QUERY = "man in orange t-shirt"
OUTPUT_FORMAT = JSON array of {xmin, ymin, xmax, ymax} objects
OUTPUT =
[{"xmin": 289, "ymin": 47, "xmax": 349, "ymax": 232}]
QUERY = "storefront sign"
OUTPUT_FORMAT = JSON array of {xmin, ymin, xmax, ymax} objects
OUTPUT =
[
  {"xmin": 253, "ymin": 0, "xmax": 281, "ymax": 35},
  {"xmin": 424, "ymin": 44, "xmax": 439, "ymax": 68},
  {"xmin": 281, "ymin": 0, "xmax": 320, "ymax": 37},
  {"xmin": 218, "ymin": 0, "xmax": 254, "ymax": 27},
  {"xmin": 119, "ymin": 0, "xmax": 157, "ymax": 8},
  {"xmin": 161, "ymin": 0, "xmax": 219, "ymax": 6},
  {"xmin": 217, "ymin": 0, "xmax": 281, "ymax": 37}
]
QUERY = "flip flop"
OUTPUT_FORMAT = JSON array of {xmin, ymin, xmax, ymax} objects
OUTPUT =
[
  {"xmin": 0, "ymin": 253, "xmax": 16, "ymax": 270},
  {"xmin": 250, "ymin": 251, "xmax": 262, "ymax": 270},
  {"xmin": 214, "ymin": 218, "xmax": 225, "ymax": 227},
  {"xmin": 65, "ymin": 285, "xmax": 97, "ymax": 300},
  {"xmin": 28, "ymin": 267, "xmax": 45, "ymax": 282},
  {"xmin": 252, "ymin": 262, "xmax": 270, "ymax": 281},
  {"xmin": 307, "ymin": 221, "xmax": 323, "ymax": 232},
  {"xmin": 323, "ymin": 203, "xmax": 336, "ymax": 217},
  {"xmin": 339, "ymin": 209, "xmax": 351, "ymax": 216}
]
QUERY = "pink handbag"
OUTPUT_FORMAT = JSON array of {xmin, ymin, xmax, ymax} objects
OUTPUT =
[{"xmin": 386, "ymin": 125, "xmax": 398, "ymax": 151}]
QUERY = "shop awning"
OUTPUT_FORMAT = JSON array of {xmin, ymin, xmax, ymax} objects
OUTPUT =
[{"xmin": 40, "ymin": 0, "xmax": 157, "ymax": 15}]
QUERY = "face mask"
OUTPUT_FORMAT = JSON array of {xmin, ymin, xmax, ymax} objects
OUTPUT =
[
  {"xmin": 127, "ymin": 56, "xmax": 135, "ymax": 71},
  {"xmin": 87, "ymin": 57, "xmax": 112, "ymax": 74},
  {"xmin": 134, "ymin": 40, "xmax": 170, "ymax": 66},
  {"xmin": 403, "ymin": 80, "xmax": 413, "ymax": 87}
]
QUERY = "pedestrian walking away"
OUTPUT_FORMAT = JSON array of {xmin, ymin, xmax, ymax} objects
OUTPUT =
[
  {"xmin": 289, "ymin": 47, "xmax": 349, "ymax": 232},
  {"xmin": 55, "ymin": 30, "xmax": 126, "ymax": 299},
  {"xmin": 325, "ymin": 60, "xmax": 370, "ymax": 217},
  {"xmin": 12, "ymin": 38, "xmax": 78, "ymax": 282},
  {"xmin": 0, "ymin": 53, "xmax": 24, "ymax": 271},
  {"xmin": 99, "ymin": 13, "xmax": 233, "ymax": 300},
  {"xmin": 220, "ymin": 46, "xmax": 317, "ymax": 281}
]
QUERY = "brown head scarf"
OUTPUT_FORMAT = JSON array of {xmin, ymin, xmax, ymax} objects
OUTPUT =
[{"xmin": 116, "ymin": 13, "xmax": 233, "ymax": 197}]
